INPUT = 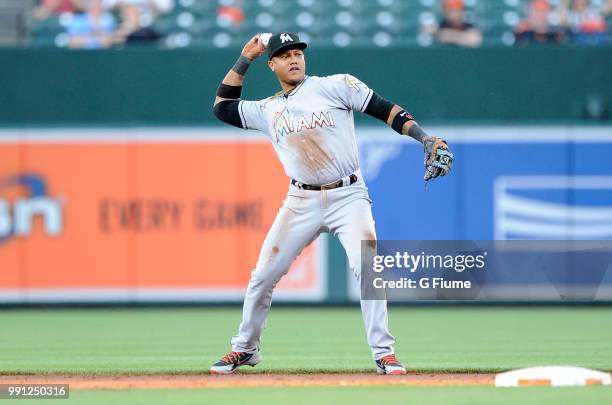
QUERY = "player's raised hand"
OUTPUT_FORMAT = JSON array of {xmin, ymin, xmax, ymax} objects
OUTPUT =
[{"xmin": 241, "ymin": 35, "xmax": 267, "ymax": 61}]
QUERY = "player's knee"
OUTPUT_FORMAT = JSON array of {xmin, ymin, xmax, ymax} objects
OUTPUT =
[
  {"xmin": 351, "ymin": 266, "xmax": 362, "ymax": 281},
  {"xmin": 348, "ymin": 237, "xmax": 377, "ymax": 281},
  {"xmin": 248, "ymin": 270, "xmax": 266, "ymax": 288},
  {"xmin": 249, "ymin": 268, "xmax": 280, "ymax": 291},
  {"xmin": 346, "ymin": 254, "xmax": 362, "ymax": 279}
]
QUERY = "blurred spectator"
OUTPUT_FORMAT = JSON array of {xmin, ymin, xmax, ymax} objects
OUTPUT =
[
  {"xmin": 104, "ymin": 0, "xmax": 174, "ymax": 43},
  {"xmin": 605, "ymin": 0, "xmax": 612, "ymax": 16},
  {"xmin": 33, "ymin": 0, "xmax": 78, "ymax": 19},
  {"xmin": 67, "ymin": 0, "xmax": 120, "ymax": 48},
  {"xmin": 514, "ymin": 0, "xmax": 564, "ymax": 44},
  {"xmin": 217, "ymin": 0, "xmax": 245, "ymax": 28},
  {"xmin": 435, "ymin": 0, "xmax": 482, "ymax": 48},
  {"xmin": 558, "ymin": 0, "xmax": 608, "ymax": 45}
]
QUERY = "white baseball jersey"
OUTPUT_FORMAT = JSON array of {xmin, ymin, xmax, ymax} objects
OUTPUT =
[{"xmin": 238, "ymin": 74, "xmax": 373, "ymax": 185}]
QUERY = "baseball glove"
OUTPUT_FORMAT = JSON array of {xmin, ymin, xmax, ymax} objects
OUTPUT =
[{"xmin": 422, "ymin": 136, "xmax": 454, "ymax": 182}]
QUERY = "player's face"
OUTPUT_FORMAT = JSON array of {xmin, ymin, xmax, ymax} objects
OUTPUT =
[{"xmin": 268, "ymin": 48, "xmax": 306, "ymax": 85}]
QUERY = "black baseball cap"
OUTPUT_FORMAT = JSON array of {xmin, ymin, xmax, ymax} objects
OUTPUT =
[{"xmin": 267, "ymin": 32, "xmax": 308, "ymax": 60}]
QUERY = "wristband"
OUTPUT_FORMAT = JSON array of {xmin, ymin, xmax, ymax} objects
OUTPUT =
[
  {"xmin": 231, "ymin": 54, "xmax": 252, "ymax": 76},
  {"xmin": 391, "ymin": 110, "xmax": 415, "ymax": 134}
]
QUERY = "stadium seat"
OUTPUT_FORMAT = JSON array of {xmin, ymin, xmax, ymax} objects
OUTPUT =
[{"xmin": 27, "ymin": 0, "xmax": 612, "ymax": 48}]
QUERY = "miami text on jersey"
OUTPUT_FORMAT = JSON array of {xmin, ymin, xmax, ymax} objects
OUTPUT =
[{"xmin": 273, "ymin": 110, "xmax": 336, "ymax": 142}]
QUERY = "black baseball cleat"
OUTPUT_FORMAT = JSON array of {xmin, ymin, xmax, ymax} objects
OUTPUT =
[
  {"xmin": 209, "ymin": 349, "xmax": 261, "ymax": 375},
  {"xmin": 375, "ymin": 354, "xmax": 407, "ymax": 375}
]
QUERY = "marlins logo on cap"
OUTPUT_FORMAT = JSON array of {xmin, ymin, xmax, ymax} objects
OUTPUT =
[{"xmin": 267, "ymin": 32, "xmax": 308, "ymax": 60}]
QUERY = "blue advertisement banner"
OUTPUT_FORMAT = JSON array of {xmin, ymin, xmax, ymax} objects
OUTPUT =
[{"xmin": 358, "ymin": 128, "xmax": 612, "ymax": 241}]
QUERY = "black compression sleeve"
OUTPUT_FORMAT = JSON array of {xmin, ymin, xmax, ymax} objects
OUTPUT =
[
  {"xmin": 407, "ymin": 122, "xmax": 427, "ymax": 143},
  {"xmin": 364, "ymin": 92, "xmax": 394, "ymax": 122},
  {"xmin": 216, "ymin": 83, "xmax": 242, "ymax": 99},
  {"xmin": 213, "ymin": 100, "xmax": 243, "ymax": 128}
]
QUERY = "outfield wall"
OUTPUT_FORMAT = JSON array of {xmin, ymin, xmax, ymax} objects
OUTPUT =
[
  {"xmin": 1, "ymin": 47, "xmax": 611, "ymax": 124},
  {"xmin": 0, "ymin": 126, "xmax": 611, "ymax": 304}
]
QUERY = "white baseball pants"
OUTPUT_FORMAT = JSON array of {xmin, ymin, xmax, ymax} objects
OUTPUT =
[{"xmin": 230, "ymin": 171, "xmax": 396, "ymax": 360}]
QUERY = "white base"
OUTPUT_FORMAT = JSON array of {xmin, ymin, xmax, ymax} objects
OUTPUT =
[{"xmin": 495, "ymin": 366, "xmax": 611, "ymax": 387}]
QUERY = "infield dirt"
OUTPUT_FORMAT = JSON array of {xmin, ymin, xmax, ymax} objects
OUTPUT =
[{"xmin": 0, "ymin": 373, "xmax": 495, "ymax": 389}]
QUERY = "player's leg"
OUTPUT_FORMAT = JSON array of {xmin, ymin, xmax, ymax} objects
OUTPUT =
[
  {"xmin": 211, "ymin": 198, "xmax": 321, "ymax": 374},
  {"xmin": 230, "ymin": 202, "xmax": 321, "ymax": 353},
  {"xmin": 328, "ymin": 197, "xmax": 395, "ymax": 357},
  {"xmin": 325, "ymin": 188, "xmax": 406, "ymax": 374}
]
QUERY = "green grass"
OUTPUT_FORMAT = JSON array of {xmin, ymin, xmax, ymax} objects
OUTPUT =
[
  {"xmin": 0, "ymin": 307, "xmax": 611, "ymax": 374},
  {"xmin": 11, "ymin": 386, "xmax": 612, "ymax": 405}
]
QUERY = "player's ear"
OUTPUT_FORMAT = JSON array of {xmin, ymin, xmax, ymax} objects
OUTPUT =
[{"xmin": 268, "ymin": 60, "xmax": 275, "ymax": 72}]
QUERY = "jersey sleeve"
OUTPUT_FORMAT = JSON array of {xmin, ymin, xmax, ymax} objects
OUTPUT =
[
  {"xmin": 325, "ymin": 74, "xmax": 374, "ymax": 112},
  {"xmin": 238, "ymin": 100, "xmax": 267, "ymax": 132}
]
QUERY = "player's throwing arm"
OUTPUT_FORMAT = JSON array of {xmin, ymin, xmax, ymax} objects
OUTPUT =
[{"xmin": 212, "ymin": 34, "xmax": 267, "ymax": 126}]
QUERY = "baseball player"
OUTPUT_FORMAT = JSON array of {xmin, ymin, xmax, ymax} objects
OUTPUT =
[{"xmin": 210, "ymin": 32, "xmax": 453, "ymax": 375}]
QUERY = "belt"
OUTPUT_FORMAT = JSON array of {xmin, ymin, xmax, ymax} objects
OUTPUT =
[{"xmin": 291, "ymin": 174, "xmax": 358, "ymax": 191}]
